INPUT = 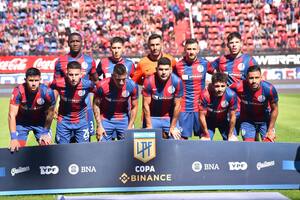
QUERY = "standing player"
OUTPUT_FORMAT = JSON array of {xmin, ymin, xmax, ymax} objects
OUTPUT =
[
  {"xmin": 132, "ymin": 33, "xmax": 177, "ymax": 85},
  {"xmin": 230, "ymin": 66, "xmax": 279, "ymax": 142},
  {"xmin": 96, "ymin": 36, "xmax": 135, "ymax": 79},
  {"xmin": 8, "ymin": 68, "xmax": 56, "ymax": 152},
  {"xmin": 211, "ymin": 32, "xmax": 258, "ymax": 85},
  {"xmin": 54, "ymin": 32, "xmax": 98, "ymax": 137},
  {"xmin": 199, "ymin": 72, "xmax": 238, "ymax": 141},
  {"xmin": 50, "ymin": 61, "xmax": 95, "ymax": 144},
  {"xmin": 143, "ymin": 57, "xmax": 183, "ymax": 139},
  {"xmin": 174, "ymin": 38, "xmax": 214, "ymax": 139},
  {"xmin": 93, "ymin": 64, "xmax": 139, "ymax": 141}
]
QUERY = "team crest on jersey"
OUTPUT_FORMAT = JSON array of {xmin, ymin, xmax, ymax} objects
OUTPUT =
[
  {"xmin": 81, "ymin": 61, "xmax": 88, "ymax": 69},
  {"xmin": 197, "ymin": 65, "xmax": 204, "ymax": 72},
  {"xmin": 237, "ymin": 63, "xmax": 245, "ymax": 71},
  {"xmin": 122, "ymin": 90, "xmax": 130, "ymax": 98},
  {"xmin": 37, "ymin": 98, "xmax": 45, "ymax": 105},
  {"xmin": 78, "ymin": 90, "xmax": 86, "ymax": 97},
  {"xmin": 221, "ymin": 100, "xmax": 229, "ymax": 108},
  {"xmin": 167, "ymin": 86, "xmax": 175, "ymax": 94},
  {"xmin": 257, "ymin": 95, "xmax": 266, "ymax": 102}
]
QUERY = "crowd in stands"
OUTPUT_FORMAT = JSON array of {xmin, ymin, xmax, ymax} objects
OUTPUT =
[{"xmin": 0, "ymin": 0, "xmax": 299, "ymax": 57}]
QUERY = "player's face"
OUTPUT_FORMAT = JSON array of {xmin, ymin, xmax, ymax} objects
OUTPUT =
[
  {"xmin": 227, "ymin": 37, "xmax": 243, "ymax": 56},
  {"xmin": 26, "ymin": 75, "xmax": 41, "ymax": 92},
  {"xmin": 67, "ymin": 68, "xmax": 81, "ymax": 86},
  {"xmin": 112, "ymin": 73, "xmax": 127, "ymax": 89},
  {"xmin": 213, "ymin": 82, "xmax": 227, "ymax": 97},
  {"xmin": 148, "ymin": 38, "xmax": 162, "ymax": 57},
  {"xmin": 156, "ymin": 64, "xmax": 172, "ymax": 82},
  {"xmin": 247, "ymin": 71, "xmax": 262, "ymax": 91},
  {"xmin": 68, "ymin": 35, "xmax": 82, "ymax": 53},
  {"xmin": 185, "ymin": 43, "xmax": 199, "ymax": 62},
  {"xmin": 111, "ymin": 42, "xmax": 124, "ymax": 60}
]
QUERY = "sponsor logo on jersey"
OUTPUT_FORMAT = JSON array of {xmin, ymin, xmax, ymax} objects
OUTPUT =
[{"xmin": 81, "ymin": 61, "xmax": 88, "ymax": 69}]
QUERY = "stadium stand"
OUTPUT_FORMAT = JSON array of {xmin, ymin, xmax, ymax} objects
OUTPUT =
[{"xmin": 0, "ymin": 0, "xmax": 299, "ymax": 57}]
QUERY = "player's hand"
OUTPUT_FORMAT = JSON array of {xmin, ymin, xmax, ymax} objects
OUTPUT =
[
  {"xmin": 264, "ymin": 130, "xmax": 276, "ymax": 142},
  {"xmin": 96, "ymin": 126, "xmax": 106, "ymax": 141},
  {"xmin": 39, "ymin": 134, "xmax": 52, "ymax": 145},
  {"xmin": 169, "ymin": 127, "xmax": 181, "ymax": 140},
  {"xmin": 228, "ymin": 135, "xmax": 239, "ymax": 141},
  {"xmin": 9, "ymin": 139, "xmax": 20, "ymax": 152},
  {"xmin": 200, "ymin": 136, "xmax": 211, "ymax": 141}
]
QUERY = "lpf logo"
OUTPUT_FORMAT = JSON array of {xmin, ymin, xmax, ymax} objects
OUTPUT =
[{"xmin": 134, "ymin": 132, "xmax": 156, "ymax": 163}]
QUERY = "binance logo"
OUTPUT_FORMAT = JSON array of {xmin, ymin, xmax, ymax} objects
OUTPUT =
[
  {"xmin": 134, "ymin": 132, "xmax": 156, "ymax": 163},
  {"xmin": 119, "ymin": 173, "xmax": 130, "ymax": 184}
]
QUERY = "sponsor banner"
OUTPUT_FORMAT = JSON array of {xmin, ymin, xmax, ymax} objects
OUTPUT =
[
  {"xmin": 0, "ymin": 73, "xmax": 53, "ymax": 84},
  {"xmin": 262, "ymin": 68, "xmax": 300, "ymax": 80},
  {"xmin": 0, "ymin": 129, "xmax": 299, "ymax": 195}
]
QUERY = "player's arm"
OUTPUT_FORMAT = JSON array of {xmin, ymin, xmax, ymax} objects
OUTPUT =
[
  {"xmin": 8, "ymin": 104, "xmax": 20, "ymax": 152},
  {"xmin": 266, "ymin": 102, "xmax": 278, "ymax": 141},
  {"xmin": 199, "ymin": 110, "xmax": 210, "ymax": 141},
  {"xmin": 143, "ymin": 96, "xmax": 152, "ymax": 128},
  {"xmin": 39, "ymin": 104, "xmax": 55, "ymax": 145},
  {"xmin": 90, "ymin": 59, "xmax": 99, "ymax": 83},
  {"xmin": 93, "ymin": 95, "xmax": 106, "ymax": 141},
  {"xmin": 128, "ymin": 98, "xmax": 138, "ymax": 129},
  {"xmin": 169, "ymin": 97, "xmax": 181, "ymax": 140},
  {"xmin": 228, "ymin": 109, "xmax": 238, "ymax": 141},
  {"xmin": 132, "ymin": 62, "xmax": 144, "ymax": 85}
]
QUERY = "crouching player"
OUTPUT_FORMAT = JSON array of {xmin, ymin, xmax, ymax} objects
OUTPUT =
[
  {"xmin": 230, "ymin": 66, "xmax": 279, "ymax": 142},
  {"xmin": 8, "ymin": 67, "xmax": 56, "ymax": 152},
  {"xmin": 93, "ymin": 64, "xmax": 139, "ymax": 141},
  {"xmin": 50, "ymin": 61, "xmax": 95, "ymax": 143},
  {"xmin": 199, "ymin": 72, "xmax": 238, "ymax": 141},
  {"xmin": 143, "ymin": 57, "xmax": 183, "ymax": 139}
]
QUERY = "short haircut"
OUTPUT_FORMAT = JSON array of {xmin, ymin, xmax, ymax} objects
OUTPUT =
[
  {"xmin": 25, "ymin": 67, "xmax": 41, "ymax": 78},
  {"xmin": 68, "ymin": 32, "xmax": 82, "ymax": 42},
  {"xmin": 185, "ymin": 38, "xmax": 198, "ymax": 46},
  {"xmin": 227, "ymin": 32, "xmax": 242, "ymax": 43},
  {"xmin": 211, "ymin": 72, "xmax": 228, "ymax": 84},
  {"xmin": 157, "ymin": 57, "xmax": 171, "ymax": 68},
  {"xmin": 67, "ymin": 61, "xmax": 81, "ymax": 70},
  {"xmin": 247, "ymin": 65, "xmax": 261, "ymax": 75},
  {"xmin": 113, "ymin": 63, "xmax": 127, "ymax": 75},
  {"xmin": 148, "ymin": 33, "xmax": 162, "ymax": 43},
  {"xmin": 110, "ymin": 37, "xmax": 125, "ymax": 45}
]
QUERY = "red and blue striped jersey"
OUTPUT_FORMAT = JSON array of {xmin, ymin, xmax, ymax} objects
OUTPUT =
[
  {"xmin": 54, "ymin": 53, "xmax": 97, "ymax": 80},
  {"xmin": 95, "ymin": 78, "xmax": 138, "ymax": 119},
  {"xmin": 199, "ymin": 85, "xmax": 237, "ymax": 123},
  {"xmin": 174, "ymin": 56, "xmax": 214, "ymax": 112},
  {"xmin": 142, "ymin": 73, "xmax": 183, "ymax": 118},
  {"xmin": 211, "ymin": 54, "xmax": 257, "ymax": 85},
  {"xmin": 96, "ymin": 57, "xmax": 135, "ymax": 79},
  {"xmin": 10, "ymin": 83, "xmax": 56, "ymax": 125},
  {"xmin": 230, "ymin": 80, "xmax": 278, "ymax": 122},
  {"xmin": 50, "ymin": 78, "xmax": 95, "ymax": 123}
]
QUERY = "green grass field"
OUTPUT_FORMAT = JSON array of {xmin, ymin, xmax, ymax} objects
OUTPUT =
[{"xmin": 0, "ymin": 94, "xmax": 299, "ymax": 199}]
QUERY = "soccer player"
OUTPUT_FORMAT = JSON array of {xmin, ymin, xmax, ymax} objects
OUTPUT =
[
  {"xmin": 199, "ymin": 72, "xmax": 238, "ymax": 141},
  {"xmin": 174, "ymin": 38, "xmax": 214, "ymax": 139},
  {"xmin": 143, "ymin": 57, "xmax": 183, "ymax": 140},
  {"xmin": 93, "ymin": 64, "xmax": 139, "ymax": 141},
  {"xmin": 230, "ymin": 66, "xmax": 279, "ymax": 142},
  {"xmin": 50, "ymin": 61, "xmax": 95, "ymax": 144},
  {"xmin": 54, "ymin": 32, "xmax": 98, "ymax": 137},
  {"xmin": 96, "ymin": 36, "xmax": 135, "ymax": 79},
  {"xmin": 8, "ymin": 68, "xmax": 56, "ymax": 152},
  {"xmin": 211, "ymin": 31, "xmax": 258, "ymax": 85},
  {"xmin": 132, "ymin": 33, "xmax": 176, "ymax": 85}
]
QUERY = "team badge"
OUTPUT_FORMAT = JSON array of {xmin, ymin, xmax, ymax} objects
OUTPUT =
[
  {"xmin": 237, "ymin": 63, "xmax": 245, "ymax": 71},
  {"xmin": 167, "ymin": 86, "xmax": 175, "ymax": 94},
  {"xmin": 81, "ymin": 61, "xmax": 88, "ymax": 69},
  {"xmin": 78, "ymin": 90, "xmax": 86, "ymax": 97},
  {"xmin": 37, "ymin": 98, "xmax": 45, "ymax": 105},
  {"xmin": 122, "ymin": 90, "xmax": 130, "ymax": 98},
  {"xmin": 134, "ymin": 132, "xmax": 156, "ymax": 163},
  {"xmin": 257, "ymin": 95, "xmax": 266, "ymax": 102},
  {"xmin": 197, "ymin": 65, "xmax": 204, "ymax": 72},
  {"xmin": 221, "ymin": 100, "xmax": 229, "ymax": 108}
]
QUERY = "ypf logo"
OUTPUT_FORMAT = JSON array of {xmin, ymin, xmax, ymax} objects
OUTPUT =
[
  {"xmin": 40, "ymin": 166, "xmax": 59, "ymax": 175},
  {"xmin": 134, "ymin": 132, "xmax": 156, "ymax": 163},
  {"xmin": 228, "ymin": 162, "xmax": 248, "ymax": 171}
]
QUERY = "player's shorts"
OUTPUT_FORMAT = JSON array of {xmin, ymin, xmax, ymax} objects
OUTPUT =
[
  {"xmin": 151, "ymin": 117, "xmax": 180, "ymax": 138},
  {"xmin": 240, "ymin": 121, "xmax": 268, "ymax": 140},
  {"xmin": 16, "ymin": 124, "xmax": 51, "ymax": 145},
  {"xmin": 202, "ymin": 120, "xmax": 237, "ymax": 140},
  {"xmin": 101, "ymin": 117, "xmax": 128, "ymax": 141},
  {"xmin": 85, "ymin": 93, "xmax": 95, "ymax": 136},
  {"xmin": 55, "ymin": 120, "xmax": 90, "ymax": 144},
  {"xmin": 178, "ymin": 112, "xmax": 201, "ymax": 138}
]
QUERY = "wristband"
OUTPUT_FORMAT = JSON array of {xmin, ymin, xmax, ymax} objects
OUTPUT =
[
  {"xmin": 41, "ymin": 128, "xmax": 51, "ymax": 136},
  {"xmin": 10, "ymin": 131, "xmax": 18, "ymax": 140}
]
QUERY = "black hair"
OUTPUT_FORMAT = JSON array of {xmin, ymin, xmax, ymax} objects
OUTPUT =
[
  {"xmin": 68, "ymin": 32, "xmax": 82, "ymax": 42},
  {"xmin": 25, "ymin": 67, "xmax": 41, "ymax": 78},
  {"xmin": 67, "ymin": 61, "xmax": 81, "ymax": 70},
  {"xmin": 110, "ymin": 36, "xmax": 125, "ymax": 45},
  {"xmin": 246, "ymin": 65, "xmax": 261, "ymax": 75},
  {"xmin": 185, "ymin": 38, "xmax": 198, "ymax": 46},
  {"xmin": 148, "ymin": 33, "xmax": 162, "ymax": 43},
  {"xmin": 227, "ymin": 32, "xmax": 242, "ymax": 43},
  {"xmin": 157, "ymin": 57, "xmax": 171, "ymax": 67},
  {"xmin": 211, "ymin": 72, "xmax": 228, "ymax": 84},
  {"xmin": 113, "ymin": 63, "xmax": 127, "ymax": 75}
]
